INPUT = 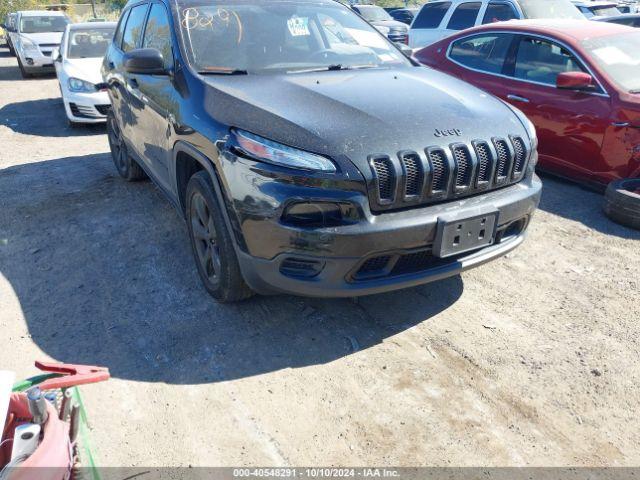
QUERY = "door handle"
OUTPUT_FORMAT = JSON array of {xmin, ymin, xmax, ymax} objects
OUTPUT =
[{"xmin": 507, "ymin": 94, "xmax": 530, "ymax": 103}]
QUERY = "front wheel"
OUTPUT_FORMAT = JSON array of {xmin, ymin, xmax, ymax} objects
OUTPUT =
[
  {"xmin": 186, "ymin": 171, "xmax": 254, "ymax": 302},
  {"xmin": 106, "ymin": 111, "xmax": 146, "ymax": 181}
]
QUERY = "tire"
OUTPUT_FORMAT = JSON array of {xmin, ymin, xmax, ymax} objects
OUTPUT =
[
  {"xmin": 603, "ymin": 178, "xmax": 640, "ymax": 230},
  {"xmin": 186, "ymin": 171, "xmax": 254, "ymax": 302},
  {"xmin": 17, "ymin": 57, "xmax": 32, "ymax": 78},
  {"xmin": 106, "ymin": 111, "xmax": 146, "ymax": 181}
]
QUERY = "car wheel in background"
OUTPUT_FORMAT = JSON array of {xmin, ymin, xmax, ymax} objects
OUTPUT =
[
  {"xmin": 185, "ymin": 171, "xmax": 254, "ymax": 303},
  {"xmin": 603, "ymin": 178, "xmax": 640, "ymax": 230},
  {"xmin": 107, "ymin": 111, "xmax": 147, "ymax": 181}
]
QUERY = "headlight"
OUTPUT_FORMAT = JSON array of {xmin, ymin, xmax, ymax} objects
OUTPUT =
[
  {"xmin": 20, "ymin": 37, "xmax": 38, "ymax": 52},
  {"xmin": 68, "ymin": 77, "xmax": 96, "ymax": 93},
  {"xmin": 231, "ymin": 129, "xmax": 336, "ymax": 172}
]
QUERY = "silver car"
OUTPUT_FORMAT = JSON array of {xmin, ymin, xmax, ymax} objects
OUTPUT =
[{"xmin": 11, "ymin": 10, "xmax": 69, "ymax": 78}]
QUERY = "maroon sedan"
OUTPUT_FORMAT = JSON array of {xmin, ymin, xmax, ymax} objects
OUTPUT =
[{"xmin": 415, "ymin": 20, "xmax": 640, "ymax": 187}]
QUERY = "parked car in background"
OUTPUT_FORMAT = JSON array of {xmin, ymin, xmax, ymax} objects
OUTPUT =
[
  {"xmin": 2, "ymin": 13, "xmax": 18, "ymax": 55},
  {"xmin": 415, "ymin": 19, "xmax": 640, "ymax": 186},
  {"xmin": 409, "ymin": 0, "xmax": 584, "ymax": 48},
  {"xmin": 594, "ymin": 12, "xmax": 640, "ymax": 23},
  {"xmin": 351, "ymin": 4, "xmax": 409, "ymax": 42},
  {"xmin": 10, "ymin": 10, "xmax": 69, "ymax": 78},
  {"xmin": 389, "ymin": 7, "xmax": 420, "ymax": 25},
  {"xmin": 103, "ymin": 0, "xmax": 541, "ymax": 301},
  {"xmin": 52, "ymin": 22, "xmax": 116, "ymax": 125},
  {"xmin": 616, "ymin": 0, "xmax": 640, "ymax": 13},
  {"xmin": 572, "ymin": 0, "xmax": 621, "ymax": 17}
]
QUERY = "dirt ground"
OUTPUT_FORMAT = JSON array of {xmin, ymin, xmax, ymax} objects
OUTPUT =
[{"xmin": 1, "ymin": 43, "xmax": 639, "ymax": 467}]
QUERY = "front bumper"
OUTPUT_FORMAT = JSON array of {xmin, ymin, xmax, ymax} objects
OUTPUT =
[
  {"xmin": 18, "ymin": 49, "xmax": 54, "ymax": 70},
  {"xmin": 227, "ymin": 159, "xmax": 542, "ymax": 296},
  {"xmin": 62, "ymin": 90, "xmax": 111, "ymax": 123}
]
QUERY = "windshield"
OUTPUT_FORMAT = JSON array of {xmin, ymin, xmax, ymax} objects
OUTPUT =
[
  {"xmin": 67, "ymin": 27, "xmax": 115, "ymax": 58},
  {"xmin": 590, "ymin": 6, "xmax": 621, "ymax": 16},
  {"xmin": 177, "ymin": 0, "xmax": 409, "ymax": 74},
  {"xmin": 20, "ymin": 15, "xmax": 68, "ymax": 33},
  {"xmin": 355, "ymin": 5, "xmax": 392, "ymax": 21},
  {"xmin": 518, "ymin": 0, "xmax": 584, "ymax": 19},
  {"xmin": 582, "ymin": 31, "xmax": 640, "ymax": 92}
]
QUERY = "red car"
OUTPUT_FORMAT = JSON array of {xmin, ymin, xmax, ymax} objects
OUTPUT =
[{"xmin": 415, "ymin": 19, "xmax": 640, "ymax": 187}]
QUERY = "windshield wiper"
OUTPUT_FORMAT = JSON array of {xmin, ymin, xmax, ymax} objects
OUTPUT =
[
  {"xmin": 197, "ymin": 69, "xmax": 248, "ymax": 75},
  {"xmin": 287, "ymin": 64, "xmax": 378, "ymax": 74}
]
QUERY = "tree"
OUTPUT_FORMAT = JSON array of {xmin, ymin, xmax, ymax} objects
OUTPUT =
[{"xmin": 1, "ymin": 0, "xmax": 40, "ymax": 23}]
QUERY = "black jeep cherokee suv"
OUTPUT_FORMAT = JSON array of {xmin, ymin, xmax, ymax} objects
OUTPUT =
[{"xmin": 103, "ymin": 0, "xmax": 542, "ymax": 302}]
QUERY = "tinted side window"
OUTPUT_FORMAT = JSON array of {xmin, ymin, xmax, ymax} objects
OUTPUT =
[
  {"xmin": 482, "ymin": 2, "xmax": 519, "ymax": 24},
  {"xmin": 122, "ymin": 3, "xmax": 148, "ymax": 52},
  {"xmin": 143, "ymin": 3, "xmax": 173, "ymax": 68},
  {"xmin": 113, "ymin": 8, "xmax": 130, "ymax": 49},
  {"xmin": 514, "ymin": 37, "xmax": 586, "ymax": 85},
  {"xmin": 412, "ymin": 2, "xmax": 451, "ymax": 29},
  {"xmin": 449, "ymin": 33, "xmax": 513, "ymax": 73},
  {"xmin": 447, "ymin": 2, "xmax": 482, "ymax": 30},
  {"xmin": 579, "ymin": 7, "xmax": 594, "ymax": 18}
]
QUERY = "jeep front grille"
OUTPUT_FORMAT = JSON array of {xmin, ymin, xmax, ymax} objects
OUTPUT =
[
  {"xmin": 427, "ymin": 149, "xmax": 448, "ymax": 194},
  {"xmin": 511, "ymin": 136, "xmax": 527, "ymax": 179},
  {"xmin": 371, "ymin": 156, "xmax": 395, "ymax": 202},
  {"xmin": 368, "ymin": 136, "xmax": 529, "ymax": 212},
  {"xmin": 452, "ymin": 145, "xmax": 473, "ymax": 190},
  {"xmin": 493, "ymin": 139, "xmax": 511, "ymax": 184},
  {"xmin": 401, "ymin": 152, "xmax": 422, "ymax": 197},
  {"xmin": 474, "ymin": 142, "xmax": 493, "ymax": 187}
]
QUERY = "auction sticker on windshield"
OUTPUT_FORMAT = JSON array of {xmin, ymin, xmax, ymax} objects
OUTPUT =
[{"xmin": 288, "ymin": 16, "xmax": 310, "ymax": 36}]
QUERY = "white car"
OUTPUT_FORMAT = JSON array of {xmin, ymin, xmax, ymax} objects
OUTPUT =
[
  {"xmin": 52, "ymin": 22, "xmax": 116, "ymax": 125},
  {"xmin": 12, "ymin": 10, "xmax": 69, "ymax": 77},
  {"xmin": 408, "ymin": 0, "xmax": 583, "ymax": 49}
]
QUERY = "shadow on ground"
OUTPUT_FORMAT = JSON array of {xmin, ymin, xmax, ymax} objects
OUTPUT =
[
  {"xmin": 537, "ymin": 173, "xmax": 640, "ymax": 240},
  {"xmin": 0, "ymin": 98, "xmax": 105, "ymax": 137},
  {"xmin": 0, "ymin": 153, "xmax": 464, "ymax": 384}
]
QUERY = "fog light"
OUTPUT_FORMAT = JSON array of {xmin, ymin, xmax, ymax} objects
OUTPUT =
[
  {"xmin": 282, "ymin": 202, "xmax": 357, "ymax": 228},
  {"xmin": 26, "ymin": 58, "xmax": 34, "ymax": 65},
  {"xmin": 280, "ymin": 257, "xmax": 324, "ymax": 278}
]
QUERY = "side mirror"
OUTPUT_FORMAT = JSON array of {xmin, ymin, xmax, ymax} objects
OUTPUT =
[
  {"xmin": 395, "ymin": 42, "xmax": 413, "ymax": 58},
  {"xmin": 51, "ymin": 47, "xmax": 61, "ymax": 62},
  {"xmin": 556, "ymin": 71, "xmax": 594, "ymax": 91},
  {"xmin": 123, "ymin": 48, "xmax": 167, "ymax": 75}
]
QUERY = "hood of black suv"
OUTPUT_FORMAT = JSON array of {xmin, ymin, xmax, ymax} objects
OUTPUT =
[{"xmin": 203, "ymin": 66, "xmax": 529, "ymax": 171}]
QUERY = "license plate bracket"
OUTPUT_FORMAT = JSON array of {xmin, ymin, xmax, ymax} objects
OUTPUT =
[{"xmin": 433, "ymin": 211, "xmax": 498, "ymax": 258}]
